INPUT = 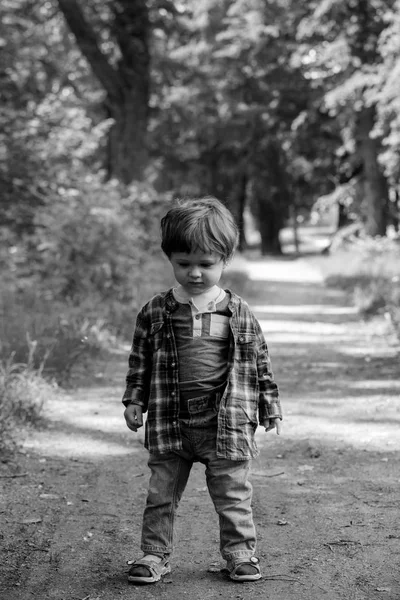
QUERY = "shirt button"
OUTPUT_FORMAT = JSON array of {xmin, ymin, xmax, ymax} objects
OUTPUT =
[
  {"xmin": 195, "ymin": 314, "xmax": 201, "ymax": 320},
  {"xmin": 171, "ymin": 392, "xmax": 175, "ymax": 397},
  {"xmin": 171, "ymin": 362, "xmax": 176, "ymax": 368},
  {"xmin": 167, "ymin": 333, "xmax": 171, "ymax": 339},
  {"xmin": 239, "ymin": 335, "xmax": 245, "ymax": 342}
]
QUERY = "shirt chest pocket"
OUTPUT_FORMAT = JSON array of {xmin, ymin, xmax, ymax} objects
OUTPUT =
[
  {"xmin": 236, "ymin": 331, "xmax": 256, "ymax": 361},
  {"xmin": 149, "ymin": 321, "xmax": 164, "ymax": 352}
]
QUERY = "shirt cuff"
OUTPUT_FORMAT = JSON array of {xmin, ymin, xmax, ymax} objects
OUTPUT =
[
  {"xmin": 122, "ymin": 389, "xmax": 147, "ymax": 410},
  {"xmin": 259, "ymin": 398, "xmax": 282, "ymax": 421}
]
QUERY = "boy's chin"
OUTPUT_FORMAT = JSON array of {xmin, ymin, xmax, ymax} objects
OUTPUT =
[{"xmin": 182, "ymin": 283, "xmax": 215, "ymax": 295}]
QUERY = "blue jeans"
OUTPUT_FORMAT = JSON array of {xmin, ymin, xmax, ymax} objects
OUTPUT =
[{"xmin": 140, "ymin": 392, "xmax": 256, "ymax": 561}]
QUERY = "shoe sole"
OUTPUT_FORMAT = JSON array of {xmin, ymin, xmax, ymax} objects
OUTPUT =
[
  {"xmin": 230, "ymin": 572, "xmax": 262, "ymax": 582},
  {"xmin": 128, "ymin": 564, "xmax": 171, "ymax": 584}
]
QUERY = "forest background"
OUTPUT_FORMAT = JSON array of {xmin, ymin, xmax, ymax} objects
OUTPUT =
[{"xmin": 1, "ymin": 0, "xmax": 400, "ymax": 447}]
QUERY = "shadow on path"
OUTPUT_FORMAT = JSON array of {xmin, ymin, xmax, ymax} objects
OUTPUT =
[{"xmin": 242, "ymin": 256, "xmax": 400, "ymax": 453}]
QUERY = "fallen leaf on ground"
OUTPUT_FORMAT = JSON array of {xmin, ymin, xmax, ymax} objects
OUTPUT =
[
  {"xmin": 20, "ymin": 518, "xmax": 42, "ymax": 524},
  {"xmin": 297, "ymin": 465, "xmax": 314, "ymax": 472},
  {"xmin": 39, "ymin": 493, "xmax": 60, "ymax": 499}
]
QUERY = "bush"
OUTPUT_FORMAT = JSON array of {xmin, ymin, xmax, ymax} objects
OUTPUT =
[
  {"xmin": 30, "ymin": 178, "xmax": 170, "ymax": 305},
  {"xmin": 0, "ymin": 353, "xmax": 57, "ymax": 451},
  {"xmin": 318, "ymin": 236, "xmax": 400, "ymax": 338},
  {"xmin": 1, "ymin": 177, "xmax": 177, "ymax": 378},
  {"xmin": 0, "ymin": 287, "xmax": 108, "ymax": 384}
]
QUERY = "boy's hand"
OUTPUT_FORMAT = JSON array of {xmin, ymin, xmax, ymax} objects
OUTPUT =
[
  {"xmin": 124, "ymin": 404, "xmax": 143, "ymax": 432},
  {"xmin": 263, "ymin": 417, "xmax": 281, "ymax": 435}
]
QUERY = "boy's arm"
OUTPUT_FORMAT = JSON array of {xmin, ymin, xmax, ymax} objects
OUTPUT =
[
  {"xmin": 122, "ymin": 309, "xmax": 152, "ymax": 413},
  {"xmin": 254, "ymin": 318, "xmax": 282, "ymax": 429}
]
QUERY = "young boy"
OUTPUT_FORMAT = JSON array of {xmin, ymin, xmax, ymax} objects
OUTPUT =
[{"xmin": 123, "ymin": 196, "xmax": 281, "ymax": 584}]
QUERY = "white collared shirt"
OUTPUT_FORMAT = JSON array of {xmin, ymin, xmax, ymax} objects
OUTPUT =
[{"xmin": 173, "ymin": 285, "xmax": 226, "ymax": 314}]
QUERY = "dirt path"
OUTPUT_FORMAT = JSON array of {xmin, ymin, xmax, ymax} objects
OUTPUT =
[{"xmin": 1, "ymin": 255, "xmax": 400, "ymax": 600}]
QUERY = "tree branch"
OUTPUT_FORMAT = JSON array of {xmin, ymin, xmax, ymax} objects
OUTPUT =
[{"xmin": 56, "ymin": 0, "xmax": 123, "ymax": 104}]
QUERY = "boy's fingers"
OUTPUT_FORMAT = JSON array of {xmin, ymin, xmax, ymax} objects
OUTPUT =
[
  {"xmin": 124, "ymin": 406, "xmax": 143, "ymax": 431},
  {"xmin": 263, "ymin": 418, "xmax": 281, "ymax": 435}
]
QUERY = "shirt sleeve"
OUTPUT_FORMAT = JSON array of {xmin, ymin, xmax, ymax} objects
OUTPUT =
[
  {"xmin": 253, "ymin": 317, "xmax": 282, "ymax": 422},
  {"xmin": 122, "ymin": 308, "xmax": 152, "ymax": 411}
]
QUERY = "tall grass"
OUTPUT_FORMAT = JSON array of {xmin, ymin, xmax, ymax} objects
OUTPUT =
[{"xmin": 0, "ymin": 345, "xmax": 57, "ymax": 450}]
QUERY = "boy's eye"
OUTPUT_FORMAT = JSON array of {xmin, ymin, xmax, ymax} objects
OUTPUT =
[{"xmin": 176, "ymin": 262, "xmax": 214, "ymax": 268}]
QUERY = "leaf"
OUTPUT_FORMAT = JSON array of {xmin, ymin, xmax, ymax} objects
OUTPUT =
[
  {"xmin": 39, "ymin": 493, "xmax": 60, "ymax": 499},
  {"xmin": 297, "ymin": 465, "xmax": 314, "ymax": 472},
  {"xmin": 207, "ymin": 563, "xmax": 221, "ymax": 573},
  {"xmin": 21, "ymin": 518, "xmax": 42, "ymax": 524}
]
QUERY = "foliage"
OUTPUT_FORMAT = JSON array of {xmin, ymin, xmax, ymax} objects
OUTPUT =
[
  {"xmin": 1, "ymin": 177, "xmax": 173, "ymax": 378},
  {"xmin": 148, "ymin": 0, "xmax": 321, "ymax": 252},
  {"xmin": 296, "ymin": 0, "xmax": 399, "ymax": 234},
  {"xmin": 374, "ymin": 0, "xmax": 400, "ymax": 183},
  {"xmin": 0, "ymin": 0, "xmax": 105, "ymax": 237},
  {"xmin": 321, "ymin": 236, "xmax": 400, "ymax": 338},
  {"xmin": 29, "ymin": 178, "xmax": 165, "ymax": 302},
  {"xmin": 0, "ymin": 349, "xmax": 57, "ymax": 450},
  {"xmin": 3, "ymin": 0, "xmax": 400, "ymax": 247}
]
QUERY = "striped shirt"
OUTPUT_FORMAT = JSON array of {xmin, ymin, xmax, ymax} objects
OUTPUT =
[{"xmin": 122, "ymin": 288, "xmax": 281, "ymax": 460}]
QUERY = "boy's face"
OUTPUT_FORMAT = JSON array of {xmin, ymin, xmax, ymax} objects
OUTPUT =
[{"xmin": 169, "ymin": 250, "xmax": 225, "ymax": 296}]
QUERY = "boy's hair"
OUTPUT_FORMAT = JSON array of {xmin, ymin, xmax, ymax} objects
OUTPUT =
[{"xmin": 161, "ymin": 196, "xmax": 239, "ymax": 261}]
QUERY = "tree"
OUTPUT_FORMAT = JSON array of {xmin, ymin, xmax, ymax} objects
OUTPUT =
[
  {"xmin": 149, "ymin": 0, "xmax": 314, "ymax": 253},
  {"xmin": 374, "ymin": 0, "xmax": 400, "ymax": 229},
  {"xmin": 0, "ymin": 0, "xmax": 72, "ymax": 236},
  {"xmin": 297, "ymin": 0, "xmax": 395, "ymax": 236},
  {"xmin": 57, "ymin": 0, "xmax": 150, "ymax": 183}
]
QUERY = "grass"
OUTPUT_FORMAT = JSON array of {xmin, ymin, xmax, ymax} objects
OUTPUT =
[
  {"xmin": 310, "ymin": 236, "xmax": 400, "ymax": 338},
  {"xmin": 0, "ymin": 351, "xmax": 57, "ymax": 451}
]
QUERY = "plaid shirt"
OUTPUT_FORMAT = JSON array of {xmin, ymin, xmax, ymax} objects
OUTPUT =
[{"xmin": 122, "ymin": 289, "xmax": 281, "ymax": 460}]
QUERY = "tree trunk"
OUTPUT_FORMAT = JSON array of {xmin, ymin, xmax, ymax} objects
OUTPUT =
[
  {"xmin": 250, "ymin": 140, "xmax": 288, "ymax": 255},
  {"xmin": 257, "ymin": 200, "xmax": 284, "ymax": 254},
  {"xmin": 338, "ymin": 201, "xmax": 350, "ymax": 229},
  {"xmin": 228, "ymin": 169, "xmax": 247, "ymax": 251},
  {"xmin": 355, "ymin": 106, "xmax": 388, "ymax": 236},
  {"xmin": 57, "ymin": 0, "xmax": 150, "ymax": 183},
  {"xmin": 107, "ymin": 87, "xmax": 149, "ymax": 183}
]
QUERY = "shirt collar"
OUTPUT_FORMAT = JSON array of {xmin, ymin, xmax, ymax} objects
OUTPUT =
[
  {"xmin": 172, "ymin": 285, "xmax": 226, "ymax": 313},
  {"xmin": 164, "ymin": 287, "xmax": 239, "ymax": 314}
]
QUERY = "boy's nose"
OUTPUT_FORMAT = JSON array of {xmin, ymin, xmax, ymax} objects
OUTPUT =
[{"xmin": 189, "ymin": 266, "xmax": 201, "ymax": 278}]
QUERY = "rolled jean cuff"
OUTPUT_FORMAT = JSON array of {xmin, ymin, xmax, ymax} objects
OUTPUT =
[
  {"xmin": 222, "ymin": 550, "xmax": 255, "ymax": 561},
  {"xmin": 141, "ymin": 544, "xmax": 171, "ymax": 557}
]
